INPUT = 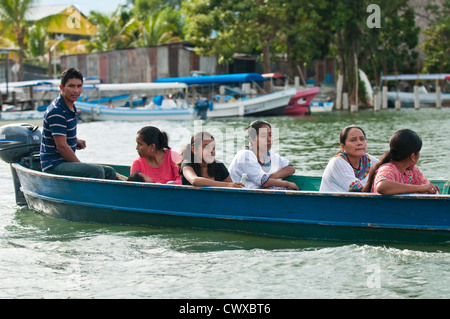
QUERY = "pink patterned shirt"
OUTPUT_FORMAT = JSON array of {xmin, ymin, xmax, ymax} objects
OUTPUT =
[
  {"xmin": 371, "ymin": 161, "xmax": 429, "ymax": 193},
  {"xmin": 131, "ymin": 149, "xmax": 181, "ymax": 184}
]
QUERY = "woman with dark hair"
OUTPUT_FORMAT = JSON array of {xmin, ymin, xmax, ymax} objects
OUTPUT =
[
  {"xmin": 130, "ymin": 126, "xmax": 181, "ymax": 184},
  {"xmin": 228, "ymin": 120, "xmax": 298, "ymax": 190},
  {"xmin": 177, "ymin": 131, "xmax": 244, "ymax": 188},
  {"xmin": 320, "ymin": 125, "xmax": 378, "ymax": 192},
  {"xmin": 362, "ymin": 129, "xmax": 439, "ymax": 195}
]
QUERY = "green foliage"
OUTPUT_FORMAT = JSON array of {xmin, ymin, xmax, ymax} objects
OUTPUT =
[
  {"xmin": 134, "ymin": 8, "xmax": 183, "ymax": 47},
  {"xmin": 422, "ymin": 0, "xmax": 450, "ymax": 73},
  {"xmin": 26, "ymin": 23, "xmax": 48, "ymax": 59},
  {"xmin": 0, "ymin": 0, "xmax": 37, "ymax": 80},
  {"xmin": 87, "ymin": 8, "xmax": 139, "ymax": 52}
]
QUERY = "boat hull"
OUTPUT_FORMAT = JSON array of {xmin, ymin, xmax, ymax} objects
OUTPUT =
[
  {"xmin": 12, "ymin": 163, "xmax": 450, "ymax": 245},
  {"xmin": 207, "ymin": 89, "xmax": 295, "ymax": 118},
  {"xmin": 283, "ymin": 87, "xmax": 320, "ymax": 116},
  {"xmin": 387, "ymin": 92, "xmax": 450, "ymax": 106},
  {"xmin": 0, "ymin": 110, "xmax": 45, "ymax": 121},
  {"xmin": 75, "ymin": 102, "xmax": 194, "ymax": 121},
  {"xmin": 309, "ymin": 101, "xmax": 334, "ymax": 112}
]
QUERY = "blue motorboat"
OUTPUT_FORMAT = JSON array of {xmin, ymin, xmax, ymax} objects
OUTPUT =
[{"xmin": 1, "ymin": 123, "xmax": 449, "ymax": 245}]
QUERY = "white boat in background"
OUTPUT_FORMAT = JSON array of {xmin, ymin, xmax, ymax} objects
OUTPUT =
[
  {"xmin": 154, "ymin": 73, "xmax": 295, "ymax": 118},
  {"xmin": 381, "ymin": 73, "xmax": 450, "ymax": 107},
  {"xmin": 310, "ymin": 101, "xmax": 334, "ymax": 112},
  {"xmin": 207, "ymin": 88, "xmax": 296, "ymax": 118},
  {"xmin": 0, "ymin": 78, "xmax": 101, "ymax": 121},
  {"xmin": 74, "ymin": 82, "xmax": 194, "ymax": 121}
]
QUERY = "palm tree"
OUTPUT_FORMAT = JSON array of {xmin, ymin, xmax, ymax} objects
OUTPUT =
[
  {"xmin": 135, "ymin": 9, "xmax": 183, "ymax": 47},
  {"xmin": 87, "ymin": 8, "xmax": 139, "ymax": 52},
  {"xmin": 0, "ymin": 0, "xmax": 36, "ymax": 81},
  {"xmin": 26, "ymin": 23, "xmax": 48, "ymax": 67}
]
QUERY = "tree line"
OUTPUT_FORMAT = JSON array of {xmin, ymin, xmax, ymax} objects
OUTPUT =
[{"xmin": 1, "ymin": 0, "xmax": 448, "ymax": 105}]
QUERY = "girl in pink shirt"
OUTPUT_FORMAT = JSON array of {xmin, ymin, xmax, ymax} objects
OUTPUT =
[
  {"xmin": 130, "ymin": 126, "xmax": 181, "ymax": 184},
  {"xmin": 363, "ymin": 129, "xmax": 439, "ymax": 195}
]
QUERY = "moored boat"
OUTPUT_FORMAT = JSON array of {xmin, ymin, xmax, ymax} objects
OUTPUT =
[
  {"xmin": 283, "ymin": 87, "xmax": 320, "ymax": 116},
  {"xmin": 309, "ymin": 101, "xmax": 334, "ymax": 112},
  {"xmin": 154, "ymin": 73, "xmax": 295, "ymax": 118},
  {"xmin": 381, "ymin": 73, "xmax": 450, "ymax": 107},
  {"xmin": 72, "ymin": 82, "xmax": 194, "ymax": 121}
]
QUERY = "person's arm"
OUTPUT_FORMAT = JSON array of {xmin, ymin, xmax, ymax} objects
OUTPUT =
[
  {"xmin": 76, "ymin": 139, "xmax": 86, "ymax": 150},
  {"xmin": 375, "ymin": 180, "xmax": 439, "ymax": 195},
  {"xmin": 169, "ymin": 151, "xmax": 182, "ymax": 185},
  {"xmin": 263, "ymin": 177, "xmax": 299, "ymax": 190},
  {"xmin": 182, "ymin": 166, "xmax": 244, "ymax": 188},
  {"xmin": 269, "ymin": 165, "xmax": 295, "ymax": 180},
  {"xmin": 130, "ymin": 159, "xmax": 154, "ymax": 183},
  {"xmin": 54, "ymin": 135, "xmax": 80, "ymax": 162}
]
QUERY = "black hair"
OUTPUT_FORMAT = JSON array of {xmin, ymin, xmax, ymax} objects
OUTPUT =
[
  {"xmin": 245, "ymin": 120, "xmax": 271, "ymax": 145},
  {"xmin": 137, "ymin": 126, "xmax": 170, "ymax": 151},
  {"xmin": 127, "ymin": 172, "xmax": 146, "ymax": 182},
  {"xmin": 61, "ymin": 68, "xmax": 83, "ymax": 87},
  {"xmin": 177, "ymin": 131, "xmax": 218, "ymax": 177},
  {"xmin": 362, "ymin": 129, "xmax": 422, "ymax": 192}
]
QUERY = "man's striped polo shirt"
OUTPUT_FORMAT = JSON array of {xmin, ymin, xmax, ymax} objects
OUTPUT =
[{"xmin": 40, "ymin": 93, "xmax": 78, "ymax": 171}]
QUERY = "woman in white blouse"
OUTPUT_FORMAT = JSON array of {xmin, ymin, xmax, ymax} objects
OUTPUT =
[
  {"xmin": 229, "ymin": 120, "xmax": 298, "ymax": 190},
  {"xmin": 320, "ymin": 125, "xmax": 378, "ymax": 192}
]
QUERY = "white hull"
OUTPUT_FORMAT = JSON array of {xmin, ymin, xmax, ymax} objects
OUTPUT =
[
  {"xmin": 76, "ymin": 103, "xmax": 194, "ymax": 121},
  {"xmin": 207, "ymin": 88, "xmax": 296, "ymax": 118},
  {"xmin": 387, "ymin": 92, "xmax": 450, "ymax": 104},
  {"xmin": 0, "ymin": 110, "xmax": 45, "ymax": 121},
  {"xmin": 309, "ymin": 101, "xmax": 334, "ymax": 112}
]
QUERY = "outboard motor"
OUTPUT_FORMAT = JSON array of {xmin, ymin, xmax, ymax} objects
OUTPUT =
[
  {"xmin": 195, "ymin": 98, "xmax": 211, "ymax": 120},
  {"xmin": 0, "ymin": 123, "xmax": 42, "ymax": 206}
]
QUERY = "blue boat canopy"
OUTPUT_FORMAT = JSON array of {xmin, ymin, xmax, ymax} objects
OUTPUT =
[{"xmin": 154, "ymin": 73, "xmax": 266, "ymax": 85}]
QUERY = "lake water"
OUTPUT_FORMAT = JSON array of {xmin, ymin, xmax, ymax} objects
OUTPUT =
[{"xmin": 0, "ymin": 107, "xmax": 449, "ymax": 299}]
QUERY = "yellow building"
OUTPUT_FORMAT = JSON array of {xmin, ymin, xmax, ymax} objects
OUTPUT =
[{"xmin": 25, "ymin": 5, "xmax": 97, "ymax": 55}]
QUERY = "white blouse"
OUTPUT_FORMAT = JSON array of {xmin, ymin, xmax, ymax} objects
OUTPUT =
[
  {"xmin": 319, "ymin": 154, "xmax": 378, "ymax": 192},
  {"xmin": 229, "ymin": 149, "xmax": 291, "ymax": 189}
]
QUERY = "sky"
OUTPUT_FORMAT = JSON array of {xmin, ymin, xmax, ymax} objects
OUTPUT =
[{"xmin": 36, "ymin": 0, "xmax": 129, "ymax": 15}]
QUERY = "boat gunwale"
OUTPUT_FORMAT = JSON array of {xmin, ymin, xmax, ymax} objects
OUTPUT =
[{"xmin": 12, "ymin": 162, "xmax": 450, "ymax": 201}]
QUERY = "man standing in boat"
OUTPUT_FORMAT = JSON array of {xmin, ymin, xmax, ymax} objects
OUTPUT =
[{"xmin": 40, "ymin": 67, "xmax": 117, "ymax": 179}]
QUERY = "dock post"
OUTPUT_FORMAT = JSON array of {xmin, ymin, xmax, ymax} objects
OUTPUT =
[
  {"xmin": 382, "ymin": 86, "xmax": 388, "ymax": 109},
  {"xmin": 294, "ymin": 76, "xmax": 300, "ymax": 91},
  {"xmin": 336, "ymin": 74, "xmax": 343, "ymax": 110},
  {"xmin": 374, "ymin": 91, "xmax": 380, "ymax": 112},
  {"xmin": 436, "ymin": 86, "xmax": 441, "ymax": 109},
  {"xmin": 343, "ymin": 93, "xmax": 349, "ymax": 110},
  {"xmin": 219, "ymin": 85, "xmax": 225, "ymax": 103},
  {"xmin": 414, "ymin": 85, "xmax": 420, "ymax": 109},
  {"xmin": 395, "ymin": 98, "xmax": 401, "ymax": 111}
]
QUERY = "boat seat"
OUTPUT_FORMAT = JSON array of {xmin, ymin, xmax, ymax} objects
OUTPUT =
[{"xmin": 442, "ymin": 181, "xmax": 450, "ymax": 195}]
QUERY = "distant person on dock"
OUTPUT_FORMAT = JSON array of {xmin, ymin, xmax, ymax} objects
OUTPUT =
[
  {"xmin": 40, "ymin": 67, "xmax": 117, "ymax": 179},
  {"xmin": 229, "ymin": 120, "xmax": 298, "ymax": 190},
  {"xmin": 362, "ymin": 129, "xmax": 439, "ymax": 195},
  {"xmin": 320, "ymin": 126, "xmax": 378, "ymax": 192},
  {"xmin": 131, "ymin": 126, "xmax": 181, "ymax": 184},
  {"xmin": 177, "ymin": 131, "xmax": 244, "ymax": 188}
]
